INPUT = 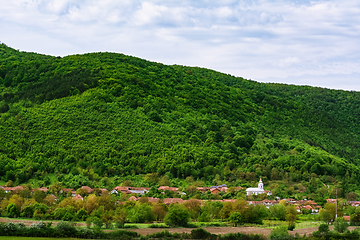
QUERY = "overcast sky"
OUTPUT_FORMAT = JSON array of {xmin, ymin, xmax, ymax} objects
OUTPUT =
[{"xmin": 1, "ymin": 0, "xmax": 359, "ymax": 91}]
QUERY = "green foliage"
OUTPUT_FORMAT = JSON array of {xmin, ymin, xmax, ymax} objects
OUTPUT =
[
  {"xmin": 228, "ymin": 212, "xmax": 242, "ymax": 226},
  {"xmin": 164, "ymin": 204, "xmax": 190, "ymax": 227},
  {"xmin": 190, "ymin": 228, "xmax": 217, "ymax": 239},
  {"xmin": 55, "ymin": 221, "xmax": 77, "ymax": 237},
  {"xmin": 1, "ymin": 43, "xmax": 360, "ymax": 198},
  {"xmin": 334, "ymin": 217, "xmax": 349, "ymax": 233},
  {"xmin": 6, "ymin": 203, "xmax": 20, "ymax": 218},
  {"xmin": 269, "ymin": 226, "xmax": 291, "ymax": 240},
  {"xmin": 318, "ymin": 223, "xmax": 329, "ymax": 233}
]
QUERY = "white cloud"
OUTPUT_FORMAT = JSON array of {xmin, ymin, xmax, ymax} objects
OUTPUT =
[{"xmin": 0, "ymin": 0, "xmax": 359, "ymax": 90}]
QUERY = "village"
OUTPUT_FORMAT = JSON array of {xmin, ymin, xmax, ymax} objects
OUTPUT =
[{"xmin": 2, "ymin": 180, "xmax": 354, "ymax": 215}]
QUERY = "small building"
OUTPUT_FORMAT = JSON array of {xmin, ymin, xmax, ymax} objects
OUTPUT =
[{"xmin": 246, "ymin": 179, "xmax": 271, "ymax": 196}]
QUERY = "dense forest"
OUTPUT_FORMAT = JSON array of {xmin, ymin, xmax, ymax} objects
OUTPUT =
[{"xmin": 1, "ymin": 43, "xmax": 360, "ymax": 199}]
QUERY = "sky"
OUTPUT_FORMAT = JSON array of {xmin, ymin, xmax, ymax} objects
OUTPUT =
[{"xmin": 1, "ymin": 0, "xmax": 359, "ymax": 91}]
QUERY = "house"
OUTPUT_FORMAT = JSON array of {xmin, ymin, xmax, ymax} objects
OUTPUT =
[
  {"xmin": 326, "ymin": 199, "xmax": 337, "ymax": 204},
  {"xmin": 62, "ymin": 188, "xmax": 76, "ymax": 196},
  {"xmin": 197, "ymin": 187, "xmax": 210, "ymax": 193},
  {"xmin": 3, "ymin": 186, "xmax": 24, "ymax": 193},
  {"xmin": 128, "ymin": 196, "xmax": 138, "ymax": 201},
  {"xmin": 129, "ymin": 187, "xmax": 150, "ymax": 195},
  {"xmin": 261, "ymin": 199, "xmax": 277, "ymax": 207},
  {"xmin": 210, "ymin": 188, "xmax": 221, "ymax": 194},
  {"xmin": 209, "ymin": 185, "xmax": 228, "ymax": 194},
  {"xmin": 163, "ymin": 198, "xmax": 184, "ymax": 205},
  {"xmin": 73, "ymin": 194, "xmax": 84, "ymax": 201},
  {"xmin": 111, "ymin": 186, "xmax": 131, "ymax": 194},
  {"xmin": 158, "ymin": 186, "xmax": 179, "ymax": 192},
  {"xmin": 350, "ymin": 201, "xmax": 360, "ymax": 207},
  {"xmin": 147, "ymin": 197, "xmax": 160, "ymax": 203},
  {"xmin": 80, "ymin": 186, "xmax": 93, "ymax": 194},
  {"xmin": 99, "ymin": 188, "xmax": 108, "ymax": 194},
  {"xmin": 33, "ymin": 187, "xmax": 49, "ymax": 193},
  {"xmin": 246, "ymin": 179, "xmax": 272, "ymax": 196}
]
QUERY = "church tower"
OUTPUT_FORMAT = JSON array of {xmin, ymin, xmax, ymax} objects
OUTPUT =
[{"xmin": 258, "ymin": 178, "xmax": 263, "ymax": 190}]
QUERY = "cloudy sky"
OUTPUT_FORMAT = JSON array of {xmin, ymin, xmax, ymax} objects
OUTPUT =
[{"xmin": 1, "ymin": 0, "xmax": 359, "ymax": 91}]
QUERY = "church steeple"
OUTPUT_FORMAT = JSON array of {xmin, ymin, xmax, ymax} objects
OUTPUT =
[{"xmin": 258, "ymin": 178, "xmax": 263, "ymax": 190}]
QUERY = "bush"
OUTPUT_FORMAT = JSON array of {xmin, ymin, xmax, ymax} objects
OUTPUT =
[
  {"xmin": 198, "ymin": 212, "xmax": 211, "ymax": 222},
  {"xmin": 92, "ymin": 216, "xmax": 104, "ymax": 229},
  {"xmin": 220, "ymin": 232, "xmax": 266, "ymax": 240},
  {"xmin": 287, "ymin": 223, "xmax": 295, "ymax": 231},
  {"xmin": 55, "ymin": 221, "xmax": 77, "ymax": 237},
  {"xmin": 334, "ymin": 217, "xmax": 349, "ymax": 233},
  {"xmin": 269, "ymin": 226, "xmax": 292, "ymax": 240},
  {"xmin": 29, "ymin": 221, "xmax": 47, "ymax": 229},
  {"xmin": 164, "ymin": 204, "xmax": 190, "ymax": 227},
  {"xmin": 228, "ymin": 212, "xmax": 242, "ymax": 226},
  {"xmin": 191, "ymin": 228, "xmax": 216, "ymax": 239},
  {"xmin": 149, "ymin": 223, "xmax": 170, "ymax": 228},
  {"xmin": 123, "ymin": 224, "xmax": 139, "ymax": 229},
  {"xmin": 108, "ymin": 230, "xmax": 139, "ymax": 239},
  {"xmin": 6, "ymin": 203, "xmax": 20, "ymax": 218}
]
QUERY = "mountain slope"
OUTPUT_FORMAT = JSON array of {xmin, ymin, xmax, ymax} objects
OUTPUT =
[{"xmin": 0, "ymin": 43, "xmax": 359, "ymax": 197}]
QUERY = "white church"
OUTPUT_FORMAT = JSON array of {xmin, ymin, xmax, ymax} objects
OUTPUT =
[{"xmin": 246, "ymin": 178, "xmax": 272, "ymax": 196}]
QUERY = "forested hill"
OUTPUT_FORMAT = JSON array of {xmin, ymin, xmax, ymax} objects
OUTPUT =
[{"xmin": 1, "ymin": 43, "xmax": 360, "ymax": 197}]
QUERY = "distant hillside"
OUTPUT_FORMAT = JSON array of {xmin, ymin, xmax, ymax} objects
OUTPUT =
[{"xmin": 1, "ymin": 43, "xmax": 360, "ymax": 198}]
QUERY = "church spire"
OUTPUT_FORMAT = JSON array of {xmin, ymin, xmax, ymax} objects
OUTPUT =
[{"xmin": 258, "ymin": 178, "xmax": 263, "ymax": 190}]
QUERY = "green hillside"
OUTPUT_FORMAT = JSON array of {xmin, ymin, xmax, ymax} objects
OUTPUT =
[{"xmin": 0, "ymin": 43, "xmax": 359, "ymax": 198}]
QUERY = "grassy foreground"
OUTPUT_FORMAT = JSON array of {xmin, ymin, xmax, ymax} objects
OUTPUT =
[{"xmin": 0, "ymin": 237, "xmax": 80, "ymax": 240}]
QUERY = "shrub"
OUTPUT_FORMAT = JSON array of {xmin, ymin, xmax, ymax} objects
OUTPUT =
[
  {"xmin": 56, "ymin": 221, "xmax": 77, "ymax": 237},
  {"xmin": 228, "ymin": 212, "xmax": 242, "ymax": 226},
  {"xmin": 198, "ymin": 212, "xmax": 211, "ymax": 222},
  {"xmin": 92, "ymin": 216, "xmax": 104, "ymax": 229},
  {"xmin": 33, "ymin": 209, "xmax": 44, "ymax": 220},
  {"xmin": 29, "ymin": 221, "xmax": 47, "ymax": 229},
  {"xmin": 108, "ymin": 230, "xmax": 139, "ymax": 239},
  {"xmin": 164, "ymin": 204, "xmax": 190, "ymax": 227},
  {"xmin": 334, "ymin": 217, "xmax": 349, "ymax": 233},
  {"xmin": 191, "ymin": 228, "xmax": 216, "ymax": 239},
  {"xmin": 86, "ymin": 217, "xmax": 92, "ymax": 228},
  {"xmin": 287, "ymin": 223, "xmax": 295, "ymax": 231},
  {"xmin": 269, "ymin": 226, "xmax": 291, "ymax": 240},
  {"xmin": 6, "ymin": 203, "xmax": 20, "ymax": 218},
  {"xmin": 149, "ymin": 223, "xmax": 170, "ymax": 228}
]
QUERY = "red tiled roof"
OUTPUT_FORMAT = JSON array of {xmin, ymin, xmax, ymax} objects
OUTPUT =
[
  {"xmin": 128, "ymin": 196, "xmax": 138, "ymax": 201},
  {"xmin": 73, "ymin": 194, "xmax": 84, "ymax": 201},
  {"xmin": 158, "ymin": 186, "xmax": 179, "ymax": 192},
  {"xmin": 81, "ymin": 186, "xmax": 93, "ymax": 193},
  {"xmin": 62, "ymin": 188, "xmax": 74, "ymax": 193},
  {"xmin": 113, "ymin": 186, "xmax": 130, "ymax": 191},
  {"xmin": 148, "ymin": 197, "xmax": 160, "ymax": 203},
  {"xmin": 130, "ymin": 187, "xmax": 151, "ymax": 190},
  {"xmin": 163, "ymin": 198, "xmax": 183, "ymax": 205},
  {"xmin": 3, "ymin": 186, "xmax": 24, "ymax": 191}
]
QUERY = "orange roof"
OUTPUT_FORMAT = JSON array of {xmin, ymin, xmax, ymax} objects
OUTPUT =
[
  {"xmin": 158, "ymin": 186, "xmax": 179, "ymax": 192},
  {"xmin": 81, "ymin": 186, "xmax": 93, "ymax": 193},
  {"xmin": 113, "ymin": 186, "xmax": 130, "ymax": 191},
  {"xmin": 302, "ymin": 205, "xmax": 313, "ymax": 210},
  {"xmin": 148, "ymin": 197, "xmax": 160, "ymax": 203},
  {"xmin": 73, "ymin": 194, "xmax": 84, "ymax": 201},
  {"xmin": 128, "ymin": 196, "xmax": 138, "ymax": 201},
  {"xmin": 33, "ymin": 187, "xmax": 48, "ymax": 192},
  {"xmin": 163, "ymin": 198, "xmax": 184, "ymax": 205},
  {"xmin": 62, "ymin": 188, "xmax": 74, "ymax": 193}
]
